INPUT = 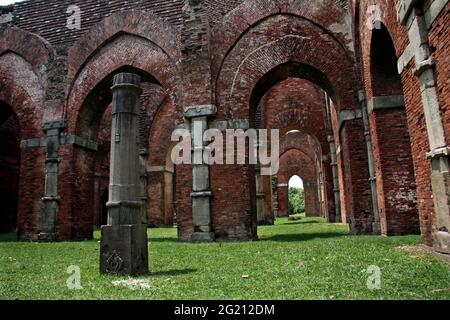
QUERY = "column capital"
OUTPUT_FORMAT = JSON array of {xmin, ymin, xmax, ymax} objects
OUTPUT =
[
  {"xmin": 111, "ymin": 73, "xmax": 141, "ymax": 91},
  {"xmin": 367, "ymin": 95, "xmax": 405, "ymax": 114},
  {"xmin": 183, "ymin": 104, "xmax": 217, "ymax": 119},
  {"xmin": 426, "ymin": 146, "xmax": 450, "ymax": 160},
  {"xmin": 191, "ymin": 191, "xmax": 213, "ymax": 198},
  {"xmin": 339, "ymin": 109, "xmax": 362, "ymax": 131},
  {"xmin": 42, "ymin": 119, "xmax": 67, "ymax": 132},
  {"xmin": 397, "ymin": 0, "xmax": 420, "ymax": 26}
]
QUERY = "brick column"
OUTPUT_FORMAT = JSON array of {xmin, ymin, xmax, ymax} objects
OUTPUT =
[
  {"xmin": 277, "ymin": 184, "xmax": 289, "ymax": 217},
  {"xmin": 100, "ymin": 73, "xmax": 148, "ymax": 275},
  {"xmin": 184, "ymin": 105, "xmax": 216, "ymax": 242},
  {"xmin": 339, "ymin": 109, "xmax": 373, "ymax": 234},
  {"xmin": 398, "ymin": 1, "xmax": 450, "ymax": 253},
  {"xmin": 304, "ymin": 181, "xmax": 320, "ymax": 217}
]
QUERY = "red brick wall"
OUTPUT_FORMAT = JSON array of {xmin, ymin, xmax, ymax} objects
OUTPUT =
[
  {"xmin": 366, "ymin": 23, "xmax": 419, "ymax": 235},
  {"xmin": 0, "ymin": 37, "xmax": 48, "ymax": 239},
  {"xmin": 428, "ymin": 3, "xmax": 450, "ymax": 144},
  {"xmin": 359, "ymin": 0, "xmax": 448, "ymax": 244},
  {"xmin": 370, "ymin": 108, "xmax": 419, "ymax": 235},
  {"xmin": 12, "ymin": 0, "xmax": 184, "ymax": 47},
  {"xmin": 262, "ymin": 78, "xmax": 329, "ymax": 153}
]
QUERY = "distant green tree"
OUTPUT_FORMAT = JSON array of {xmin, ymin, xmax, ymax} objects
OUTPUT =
[{"xmin": 288, "ymin": 187, "xmax": 305, "ymax": 215}]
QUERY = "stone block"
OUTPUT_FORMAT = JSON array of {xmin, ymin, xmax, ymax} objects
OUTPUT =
[
  {"xmin": 192, "ymin": 196, "xmax": 211, "ymax": 227},
  {"xmin": 191, "ymin": 232, "xmax": 215, "ymax": 242},
  {"xmin": 100, "ymin": 224, "xmax": 148, "ymax": 275},
  {"xmin": 433, "ymin": 231, "xmax": 450, "ymax": 254}
]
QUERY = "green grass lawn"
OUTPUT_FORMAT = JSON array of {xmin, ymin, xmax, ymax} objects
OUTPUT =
[{"xmin": 0, "ymin": 217, "xmax": 449, "ymax": 300}]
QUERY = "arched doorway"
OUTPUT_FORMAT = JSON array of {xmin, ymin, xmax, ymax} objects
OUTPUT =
[
  {"xmin": 288, "ymin": 175, "xmax": 305, "ymax": 216},
  {"xmin": 69, "ymin": 66, "xmax": 166, "ymax": 239},
  {"xmin": 369, "ymin": 24, "xmax": 419, "ymax": 235},
  {"xmin": 0, "ymin": 101, "xmax": 20, "ymax": 233}
]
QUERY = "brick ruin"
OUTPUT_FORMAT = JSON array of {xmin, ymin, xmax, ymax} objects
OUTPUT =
[{"xmin": 0, "ymin": 0, "xmax": 449, "ymax": 254}]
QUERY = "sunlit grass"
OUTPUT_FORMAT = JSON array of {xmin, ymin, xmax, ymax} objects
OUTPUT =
[{"xmin": 0, "ymin": 217, "xmax": 449, "ymax": 300}]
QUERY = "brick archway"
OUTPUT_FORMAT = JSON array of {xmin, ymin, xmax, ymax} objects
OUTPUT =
[
  {"xmin": 60, "ymin": 13, "xmax": 182, "ymax": 240},
  {"xmin": 211, "ymin": 8, "xmax": 373, "ymax": 237},
  {"xmin": 0, "ymin": 34, "xmax": 50, "ymax": 239},
  {"xmin": 277, "ymin": 149, "xmax": 320, "ymax": 218}
]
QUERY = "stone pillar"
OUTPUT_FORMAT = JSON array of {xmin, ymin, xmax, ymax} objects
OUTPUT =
[
  {"xmin": 317, "ymin": 168, "xmax": 326, "ymax": 219},
  {"xmin": 262, "ymin": 174, "xmax": 275, "ymax": 225},
  {"xmin": 100, "ymin": 73, "xmax": 148, "ymax": 275},
  {"xmin": 184, "ymin": 105, "xmax": 216, "ymax": 242},
  {"xmin": 139, "ymin": 148, "xmax": 149, "ymax": 225},
  {"xmin": 358, "ymin": 90, "xmax": 380, "ymax": 234},
  {"xmin": 256, "ymin": 168, "xmax": 275, "ymax": 225},
  {"xmin": 255, "ymin": 169, "xmax": 265, "ymax": 224},
  {"xmin": 272, "ymin": 175, "xmax": 279, "ymax": 217},
  {"xmin": 328, "ymin": 137, "xmax": 341, "ymax": 222},
  {"xmin": 398, "ymin": 1, "xmax": 450, "ymax": 253},
  {"xmin": 39, "ymin": 120, "xmax": 67, "ymax": 241}
]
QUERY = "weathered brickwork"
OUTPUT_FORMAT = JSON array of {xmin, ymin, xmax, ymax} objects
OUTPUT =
[
  {"xmin": 0, "ymin": 0, "xmax": 448, "ymax": 252},
  {"xmin": 359, "ymin": 0, "xmax": 449, "ymax": 245}
]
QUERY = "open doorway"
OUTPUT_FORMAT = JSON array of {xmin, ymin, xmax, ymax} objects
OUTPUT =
[
  {"xmin": 0, "ymin": 102, "xmax": 20, "ymax": 234},
  {"xmin": 288, "ymin": 175, "xmax": 305, "ymax": 217}
]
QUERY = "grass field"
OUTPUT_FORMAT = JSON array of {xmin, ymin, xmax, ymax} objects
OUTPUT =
[{"xmin": 0, "ymin": 217, "xmax": 449, "ymax": 300}]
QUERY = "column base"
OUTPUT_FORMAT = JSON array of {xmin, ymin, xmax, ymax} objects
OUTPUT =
[
  {"xmin": 37, "ymin": 233, "xmax": 57, "ymax": 242},
  {"xmin": 372, "ymin": 222, "xmax": 381, "ymax": 235},
  {"xmin": 433, "ymin": 231, "xmax": 450, "ymax": 254},
  {"xmin": 258, "ymin": 218, "xmax": 274, "ymax": 226},
  {"xmin": 100, "ymin": 224, "xmax": 148, "ymax": 275},
  {"xmin": 191, "ymin": 232, "xmax": 215, "ymax": 242}
]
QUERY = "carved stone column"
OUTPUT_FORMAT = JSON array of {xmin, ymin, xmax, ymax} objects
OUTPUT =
[
  {"xmin": 358, "ymin": 90, "xmax": 380, "ymax": 234},
  {"xmin": 255, "ymin": 168, "xmax": 265, "ymax": 224},
  {"xmin": 39, "ymin": 120, "xmax": 67, "ymax": 241},
  {"xmin": 184, "ymin": 105, "xmax": 216, "ymax": 242},
  {"xmin": 100, "ymin": 73, "xmax": 148, "ymax": 275},
  {"xmin": 328, "ymin": 136, "xmax": 341, "ymax": 223}
]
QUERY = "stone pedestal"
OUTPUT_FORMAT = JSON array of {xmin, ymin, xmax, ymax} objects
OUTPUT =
[
  {"xmin": 100, "ymin": 224, "xmax": 148, "ymax": 275},
  {"xmin": 100, "ymin": 73, "xmax": 148, "ymax": 275}
]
